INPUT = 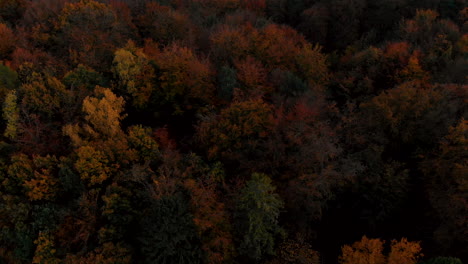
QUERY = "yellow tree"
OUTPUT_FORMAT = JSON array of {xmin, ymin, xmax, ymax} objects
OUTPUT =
[
  {"xmin": 63, "ymin": 87, "xmax": 134, "ymax": 188},
  {"xmin": 113, "ymin": 41, "xmax": 155, "ymax": 108}
]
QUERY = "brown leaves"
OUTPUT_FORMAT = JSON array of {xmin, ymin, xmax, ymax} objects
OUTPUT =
[
  {"xmin": 0, "ymin": 23, "xmax": 15, "ymax": 59},
  {"xmin": 184, "ymin": 178, "xmax": 233, "ymax": 264},
  {"xmin": 197, "ymin": 99, "xmax": 274, "ymax": 161}
]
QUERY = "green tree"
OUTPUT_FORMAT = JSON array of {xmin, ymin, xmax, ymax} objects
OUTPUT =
[
  {"xmin": 235, "ymin": 173, "xmax": 284, "ymax": 261},
  {"xmin": 138, "ymin": 192, "xmax": 203, "ymax": 264}
]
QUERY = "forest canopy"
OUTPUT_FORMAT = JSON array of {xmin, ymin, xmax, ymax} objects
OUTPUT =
[{"xmin": 0, "ymin": 0, "xmax": 466, "ymax": 263}]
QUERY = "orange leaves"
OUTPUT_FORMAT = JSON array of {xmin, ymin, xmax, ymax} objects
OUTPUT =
[
  {"xmin": 33, "ymin": 231, "xmax": 60, "ymax": 264},
  {"xmin": 339, "ymin": 236, "xmax": 386, "ymax": 264},
  {"xmin": 384, "ymin": 42, "xmax": 410, "ymax": 64},
  {"xmin": 388, "ymin": 238, "xmax": 423, "ymax": 264},
  {"xmin": 234, "ymin": 56, "xmax": 271, "ymax": 99},
  {"xmin": 7, "ymin": 154, "xmax": 59, "ymax": 201},
  {"xmin": 339, "ymin": 236, "xmax": 422, "ymax": 264},
  {"xmin": 24, "ymin": 168, "xmax": 58, "ymax": 201},
  {"xmin": 210, "ymin": 23, "xmax": 329, "ymax": 87},
  {"xmin": 397, "ymin": 51, "xmax": 429, "ymax": 83},
  {"xmin": 184, "ymin": 179, "xmax": 233, "ymax": 264}
]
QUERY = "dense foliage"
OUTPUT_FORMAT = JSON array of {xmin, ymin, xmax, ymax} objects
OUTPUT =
[{"xmin": 0, "ymin": 0, "xmax": 466, "ymax": 263}]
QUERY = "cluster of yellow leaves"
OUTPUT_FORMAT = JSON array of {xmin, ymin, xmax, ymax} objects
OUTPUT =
[
  {"xmin": 58, "ymin": 0, "xmax": 114, "ymax": 30},
  {"xmin": 82, "ymin": 87, "xmax": 125, "ymax": 139},
  {"xmin": 33, "ymin": 232, "xmax": 60, "ymax": 264},
  {"xmin": 127, "ymin": 125, "xmax": 159, "ymax": 162},
  {"xmin": 113, "ymin": 41, "xmax": 155, "ymax": 108},
  {"xmin": 24, "ymin": 168, "xmax": 58, "ymax": 201},
  {"xmin": 3, "ymin": 90, "xmax": 19, "ymax": 139},
  {"xmin": 75, "ymin": 146, "xmax": 114, "ymax": 187},
  {"xmin": 20, "ymin": 75, "xmax": 70, "ymax": 117}
]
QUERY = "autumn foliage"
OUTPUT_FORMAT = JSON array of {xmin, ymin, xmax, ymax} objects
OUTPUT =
[{"xmin": 0, "ymin": 0, "xmax": 466, "ymax": 263}]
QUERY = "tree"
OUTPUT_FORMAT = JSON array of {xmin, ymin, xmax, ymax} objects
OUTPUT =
[
  {"xmin": 3, "ymin": 90, "xmax": 19, "ymax": 140},
  {"xmin": 57, "ymin": 0, "xmax": 134, "ymax": 71},
  {"xmin": 421, "ymin": 120, "xmax": 467, "ymax": 256},
  {"xmin": 235, "ymin": 173, "xmax": 284, "ymax": 261},
  {"xmin": 136, "ymin": 2, "xmax": 196, "ymax": 46},
  {"xmin": 19, "ymin": 75, "xmax": 70, "ymax": 120},
  {"xmin": 184, "ymin": 178, "xmax": 233, "ymax": 264},
  {"xmin": 419, "ymin": 257, "xmax": 463, "ymax": 264},
  {"xmin": 32, "ymin": 231, "xmax": 60, "ymax": 264},
  {"xmin": 0, "ymin": 23, "xmax": 15, "ymax": 59},
  {"xmin": 266, "ymin": 239, "xmax": 320, "ymax": 264},
  {"xmin": 216, "ymin": 65, "xmax": 237, "ymax": 102},
  {"xmin": 197, "ymin": 99, "xmax": 274, "ymax": 163},
  {"xmin": 233, "ymin": 56, "xmax": 272, "ymax": 99},
  {"xmin": 113, "ymin": 41, "xmax": 155, "ymax": 108},
  {"xmin": 99, "ymin": 184, "xmax": 136, "ymax": 243},
  {"xmin": 298, "ymin": 3, "xmax": 330, "ymax": 46},
  {"xmin": 6, "ymin": 154, "xmax": 59, "ymax": 202},
  {"xmin": 152, "ymin": 43, "xmax": 215, "ymax": 116},
  {"xmin": 388, "ymin": 238, "xmax": 423, "ymax": 264},
  {"xmin": 339, "ymin": 236, "xmax": 422, "ymax": 264},
  {"xmin": 74, "ymin": 146, "xmax": 113, "ymax": 188},
  {"xmin": 0, "ymin": 63, "xmax": 18, "ymax": 103},
  {"xmin": 138, "ymin": 192, "xmax": 203, "ymax": 264},
  {"xmin": 63, "ymin": 87, "xmax": 127, "ymax": 148},
  {"xmin": 63, "ymin": 64, "xmax": 108, "ymax": 92},
  {"xmin": 339, "ymin": 236, "xmax": 386, "ymax": 264}
]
